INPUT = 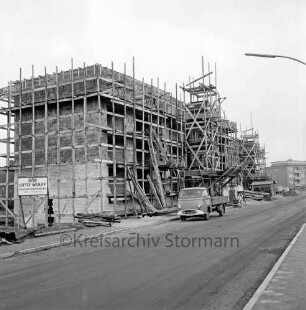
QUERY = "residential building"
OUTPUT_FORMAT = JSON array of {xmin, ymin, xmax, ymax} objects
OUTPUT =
[{"xmin": 266, "ymin": 160, "xmax": 306, "ymax": 189}]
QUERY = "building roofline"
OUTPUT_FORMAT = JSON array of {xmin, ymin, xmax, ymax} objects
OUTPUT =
[{"xmin": 271, "ymin": 160, "xmax": 306, "ymax": 166}]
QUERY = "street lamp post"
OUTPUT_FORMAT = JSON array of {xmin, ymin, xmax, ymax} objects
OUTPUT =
[{"xmin": 245, "ymin": 53, "xmax": 306, "ymax": 66}]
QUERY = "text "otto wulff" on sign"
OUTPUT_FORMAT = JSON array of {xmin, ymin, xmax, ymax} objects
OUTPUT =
[{"xmin": 18, "ymin": 177, "xmax": 48, "ymax": 196}]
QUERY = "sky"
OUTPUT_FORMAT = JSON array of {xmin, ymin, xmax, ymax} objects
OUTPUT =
[{"xmin": 0, "ymin": 0, "xmax": 305, "ymax": 166}]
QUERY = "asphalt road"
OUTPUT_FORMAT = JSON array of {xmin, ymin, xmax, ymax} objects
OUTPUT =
[{"xmin": 1, "ymin": 195, "xmax": 306, "ymax": 310}]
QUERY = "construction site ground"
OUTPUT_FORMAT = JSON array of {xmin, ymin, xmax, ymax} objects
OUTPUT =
[
  {"xmin": 0, "ymin": 194, "xmax": 298, "ymax": 258},
  {"xmin": 0, "ymin": 196, "xmax": 285, "ymax": 258},
  {"xmin": 0, "ymin": 212, "xmax": 179, "ymax": 258},
  {"xmin": 1, "ymin": 194, "xmax": 305, "ymax": 309}
]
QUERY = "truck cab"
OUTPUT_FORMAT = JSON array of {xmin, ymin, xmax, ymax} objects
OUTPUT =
[{"xmin": 177, "ymin": 187, "xmax": 227, "ymax": 221}]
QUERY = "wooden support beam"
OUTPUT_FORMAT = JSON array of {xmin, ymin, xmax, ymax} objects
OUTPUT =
[
  {"xmin": 87, "ymin": 122, "xmax": 111, "ymax": 131},
  {"xmin": 84, "ymin": 62, "xmax": 89, "ymax": 218},
  {"xmin": 185, "ymin": 72, "xmax": 213, "ymax": 86},
  {"xmin": 0, "ymin": 198, "xmax": 16, "ymax": 219},
  {"xmin": 25, "ymin": 197, "xmax": 45, "ymax": 226},
  {"xmin": 56, "ymin": 66, "xmax": 61, "ymax": 223},
  {"xmin": 71, "ymin": 58, "xmax": 76, "ymax": 221},
  {"xmin": 111, "ymin": 62, "xmax": 117, "ymax": 212},
  {"xmin": 148, "ymin": 138, "xmax": 167, "ymax": 208},
  {"xmin": 82, "ymin": 189, "xmax": 102, "ymax": 213},
  {"xmin": 147, "ymin": 174, "xmax": 163, "ymax": 210},
  {"xmin": 97, "ymin": 64, "xmax": 104, "ymax": 214}
]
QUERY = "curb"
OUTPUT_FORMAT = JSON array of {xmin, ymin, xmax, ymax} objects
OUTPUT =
[
  {"xmin": 0, "ymin": 216, "xmax": 179, "ymax": 259},
  {"xmin": 243, "ymin": 223, "xmax": 306, "ymax": 310}
]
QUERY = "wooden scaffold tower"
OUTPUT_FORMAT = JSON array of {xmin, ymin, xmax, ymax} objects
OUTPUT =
[
  {"xmin": 240, "ymin": 128, "xmax": 266, "ymax": 189},
  {"xmin": 181, "ymin": 58, "xmax": 240, "ymax": 194}
]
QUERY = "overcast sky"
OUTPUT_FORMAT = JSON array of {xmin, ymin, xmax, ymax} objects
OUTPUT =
[{"xmin": 0, "ymin": 0, "xmax": 305, "ymax": 165}]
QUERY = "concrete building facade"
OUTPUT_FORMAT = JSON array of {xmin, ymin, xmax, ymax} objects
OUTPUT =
[{"xmin": 266, "ymin": 160, "xmax": 306, "ymax": 189}]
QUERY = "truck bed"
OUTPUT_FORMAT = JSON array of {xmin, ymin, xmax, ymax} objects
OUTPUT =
[{"xmin": 210, "ymin": 196, "xmax": 228, "ymax": 205}]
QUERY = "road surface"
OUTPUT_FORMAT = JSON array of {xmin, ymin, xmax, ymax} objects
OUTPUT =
[{"xmin": 1, "ymin": 195, "xmax": 305, "ymax": 310}]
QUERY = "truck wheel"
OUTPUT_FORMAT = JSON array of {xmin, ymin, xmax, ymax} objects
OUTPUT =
[
  {"xmin": 203, "ymin": 213, "xmax": 209, "ymax": 221},
  {"xmin": 180, "ymin": 216, "xmax": 186, "ymax": 221}
]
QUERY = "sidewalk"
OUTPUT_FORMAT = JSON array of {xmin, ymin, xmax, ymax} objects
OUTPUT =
[
  {"xmin": 244, "ymin": 223, "xmax": 306, "ymax": 310},
  {"xmin": 0, "ymin": 214, "xmax": 178, "ymax": 259}
]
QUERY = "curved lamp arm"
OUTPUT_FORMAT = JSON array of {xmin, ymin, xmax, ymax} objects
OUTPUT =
[{"xmin": 245, "ymin": 53, "xmax": 306, "ymax": 66}]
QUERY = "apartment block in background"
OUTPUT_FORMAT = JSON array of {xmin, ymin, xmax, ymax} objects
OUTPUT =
[{"xmin": 266, "ymin": 160, "xmax": 306, "ymax": 189}]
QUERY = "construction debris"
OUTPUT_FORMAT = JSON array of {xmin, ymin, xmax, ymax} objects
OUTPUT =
[
  {"xmin": 127, "ymin": 167, "xmax": 159, "ymax": 214},
  {"xmin": 75, "ymin": 213, "xmax": 121, "ymax": 227},
  {"xmin": 0, "ymin": 238, "xmax": 13, "ymax": 245},
  {"xmin": 239, "ymin": 190, "xmax": 271, "ymax": 201},
  {"xmin": 0, "ymin": 231, "xmax": 18, "ymax": 245},
  {"xmin": 34, "ymin": 227, "xmax": 77, "ymax": 237}
]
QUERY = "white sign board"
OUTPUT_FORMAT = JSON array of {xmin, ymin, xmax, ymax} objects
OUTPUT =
[{"xmin": 18, "ymin": 177, "xmax": 48, "ymax": 196}]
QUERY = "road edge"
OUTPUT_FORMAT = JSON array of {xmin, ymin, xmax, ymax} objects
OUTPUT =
[
  {"xmin": 0, "ymin": 216, "xmax": 179, "ymax": 259},
  {"xmin": 242, "ymin": 222, "xmax": 306, "ymax": 310}
]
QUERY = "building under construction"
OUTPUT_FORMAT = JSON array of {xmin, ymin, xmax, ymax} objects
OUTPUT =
[{"xmin": 0, "ymin": 59, "xmax": 266, "ymax": 227}]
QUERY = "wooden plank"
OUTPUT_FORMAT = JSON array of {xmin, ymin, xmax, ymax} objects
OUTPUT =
[
  {"xmin": 34, "ymin": 227, "xmax": 76, "ymax": 237},
  {"xmin": 4, "ymin": 81, "xmax": 12, "ymax": 226},
  {"xmin": 18, "ymin": 68, "xmax": 22, "ymax": 229},
  {"xmin": 56, "ymin": 66, "xmax": 61, "ymax": 223},
  {"xmin": 127, "ymin": 169, "xmax": 138, "ymax": 215},
  {"xmin": 111, "ymin": 62, "xmax": 117, "ymax": 212},
  {"xmin": 185, "ymin": 72, "xmax": 213, "ymax": 86},
  {"xmin": 0, "ymin": 198, "xmax": 16, "ymax": 219},
  {"xmin": 87, "ymin": 122, "xmax": 111, "ymax": 131},
  {"xmin": 169, "ymin": 83, "xmax": 173, "ymax": 192},
  {"xmin": 127, "ymin": 168, "xmax": 157, "ymax": 213},
  {"xmin": 97, "ymin": 65, "xmax": 103, "ymax": 213},
  {"xmin": 141, "ymin": 78, "xmax": 145, "ymax": 202},
  {"xmin": 71, "ymin": 59, "xmax": 76, "ymax": 221},
  {"xmin": 148, "ymin": 138, "xmax": 167, "ymax": 208},
  {"xmin": 31, "ymin": 65, "xmax": 35, "ymax": 227},
  {"xmin": 123, "ymin": 64, "xmax": 128, "ymax": 217},
  {"xmin": 84, "ymin": 62, "xmax": 89, "ymax": 216},
  {"xmin": 82, "ymin": 189, "xmax": 102, "ymax": 213},
  {"xmin": 149, "ymin": 78, "xmax": 154, "ymax": 203},
  {"xmin": 44, "ymin": 66, "xmax": 49, "ymax": 227},
  {"xmin": 132, "ymin": 57, "xmax": 137, "ymax": 193},
  {"xmin": 147, "ymin": 174, "xmax": 162, "ymax": 209}
]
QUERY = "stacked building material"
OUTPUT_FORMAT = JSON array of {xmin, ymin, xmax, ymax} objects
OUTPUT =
[
  {"xmin": 75, "ymin": 213, "xmax": 121, "ymax": 227},
  {"xmin": 239, "ymin": 190, "xmax": 271, "ymax": 201}
]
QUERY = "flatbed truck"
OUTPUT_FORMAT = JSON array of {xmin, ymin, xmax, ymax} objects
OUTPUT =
[{"xmin": 177, "ymin": 187, "xmax": 228, "ymax": 221}]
